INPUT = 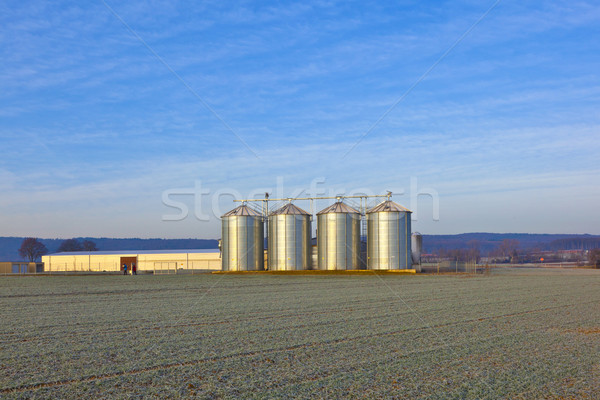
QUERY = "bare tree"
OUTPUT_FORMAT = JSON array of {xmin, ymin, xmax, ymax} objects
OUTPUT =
[
  {"xmin": 588, "ymin": 249, "xmax": 600, "ymax": 267},
  {"xmin": 82, "ymin": 240, "xmax": 98, "ymax": 251},
  {"xmin": 18, "ymin": 238, "xmax": 48, "ymax": 262},
  {"xmin": 57, "ymin": 239, "xmax": 83, "ymax": 252},
  {"xmin": 491, "ymin": 239, "xmax": 520, "ymax": 259},
  {"xmin": 466, "ymin": 240, "xmax": 481, "ymax": 263}
]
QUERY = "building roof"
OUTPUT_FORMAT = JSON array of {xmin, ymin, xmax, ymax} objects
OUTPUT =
[
  {"xmin": 270, "ymin": 203, "xmax": 310, "ymax": 216},
  {"xmin": 46, "ymin": 249, "xmax": 220, "ymax": 256},
  {"xmin": 222, "ymin": 204, "xmax": 262, "ymax": 217},
  {"xmin": 317, "ymin": 201, "xmax": 360, "ymax": 215},
  {"xmin": 366, "ymin": 200, "xmax": 412, "ymax": 214}
]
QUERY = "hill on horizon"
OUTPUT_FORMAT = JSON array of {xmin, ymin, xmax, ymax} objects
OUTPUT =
[{"xmin": 420, "ymin": 232, "xmax": 600, "ymax": 254}]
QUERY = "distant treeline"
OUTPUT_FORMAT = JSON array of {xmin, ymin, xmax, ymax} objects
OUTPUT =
[
  {"xmin": 421, "ymin": 233, "xmax": 600, "ymax": 254},
  {"xmin": 2, "ymin": 233, "xmax": 600, "ymax": 261},
  {"xmin": 0, "ymin": 237, "xmax": 218, "ymax": 261}
]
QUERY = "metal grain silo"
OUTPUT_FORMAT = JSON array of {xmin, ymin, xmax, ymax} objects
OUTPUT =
[
  {"xmin": 411, "ymin": 232, "xmax": 423, "ymax": 266},
  {"xmin": 221, "ymin": 204, "xmax": 264, "ymax": 271},
  {"xmin": 268, "ymin": 203, "xmax": 311, "ymax": 270},
  {"xmin": 316, "ymin": 201, "xmax": 361, "ymax": 270},
  {"xmin": 366, "ymin": 200, "xmax": 412, "ymax": 270}
]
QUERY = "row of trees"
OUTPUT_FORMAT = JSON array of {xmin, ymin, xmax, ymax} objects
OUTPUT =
[
  {"xmin": 18, "ymin": 238, "xmax": 98, "ymax": 261},
  {"xmin": 57, "ymin": 239, "xmax": 98, "ymax": 252},
  {"xmin": 434, "ymin": 238, "xmax": 600, "ymax": 265},
  {"xmin": 436, "ymin": 248, "xmax": 481, "ymax": 263}
]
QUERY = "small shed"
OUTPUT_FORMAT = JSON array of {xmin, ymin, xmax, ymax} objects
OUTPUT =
[{"xmin": 0, "ymin": 262, "xmax": 44, "ymax": 274}]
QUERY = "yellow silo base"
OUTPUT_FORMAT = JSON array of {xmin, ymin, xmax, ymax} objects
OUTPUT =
[{"xmin": 213, "ymin": 269, "xmax": 417, "ymax": 275}]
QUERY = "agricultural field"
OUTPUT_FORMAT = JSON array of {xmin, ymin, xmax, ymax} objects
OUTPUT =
[{"xmin": 0, "ymin": 268, "xmax": 599, "ymax": 399}]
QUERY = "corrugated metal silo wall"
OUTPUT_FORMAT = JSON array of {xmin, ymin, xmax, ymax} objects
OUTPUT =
[
  {"xmin": 222, "ymin": 216, "xmax": 264, "ymax": 271},
  {"xmin": 268, "ymin": 214, "xmax": 311, "ymax": 270},
  {"xmin": 367, "ymin": 211, "xmax": 412, "ymax": 269},
  {"xmin": 317, "ymin": 213, "xmax": 361, "ymax": 270}
]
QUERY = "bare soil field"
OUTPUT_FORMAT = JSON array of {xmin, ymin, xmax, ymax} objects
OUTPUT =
[{"xmin": 1, "ymin": 268, "xmax": 598, "ymax": 399}]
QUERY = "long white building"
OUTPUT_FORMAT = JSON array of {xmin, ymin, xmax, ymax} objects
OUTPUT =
[{"xmin": 41, "ymin": 249, "xmax": 221, "ymax": 273}]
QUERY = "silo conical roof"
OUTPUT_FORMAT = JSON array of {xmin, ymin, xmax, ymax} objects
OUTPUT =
[
  {"xmin": 222, "ymin": 204, "xmax": 262, "ymax": 217},
  {"xmin": 366, "ymin": 200, "xmax": 411, "ymax": 214},
  {"xmin": 317, "ymin": 201, "xmax": 360, "ymax": 215},
  {"xmin": 270, "ymin": 203, "xmax": 310, "ymax": 215}
]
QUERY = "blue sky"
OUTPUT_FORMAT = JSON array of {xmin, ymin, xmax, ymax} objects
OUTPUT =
[{"xmin": 1, "ymin": 0, "xmax": 599, "ymax": 238}]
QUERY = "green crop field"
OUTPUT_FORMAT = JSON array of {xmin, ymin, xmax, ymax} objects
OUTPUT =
[{"xmin": 1, "ymin": 268, "xmax": 599, "ymax": 399}]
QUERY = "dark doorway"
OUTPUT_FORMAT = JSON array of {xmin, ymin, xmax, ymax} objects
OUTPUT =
[{"xmin": 120, "ymin": 257, "xmax": 137, "ymax": 272}]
